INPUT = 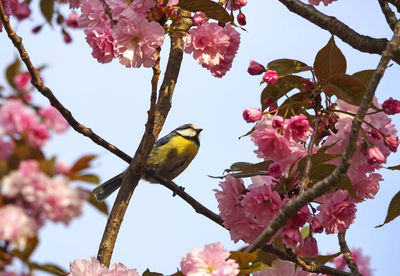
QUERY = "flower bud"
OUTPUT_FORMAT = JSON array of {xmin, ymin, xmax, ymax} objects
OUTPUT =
[
  {"xmin": 268, "ymin": 163, "xmax": 282, "ymax": 178},
  {"xmin": 370, "ymin": 128, "xmax": 381, "ymax": 140},
  {"xmin": 192, "ymin": 11, "xmax": 206, "ymax": 26},
  {"xmin": 263, "ymin": 70, "xmax": 279, "ymax": 85},
  {"xmin": 243, "ymin": 108, "xmax": 262, "ymax": 123},
  {"xmin": 384, "ymin": 134, "xmax": 399, "ymax": 152},
  {"xmin": 65, "ymin": 12, "xmax": 79, "ymax": 28},
  {"xmin": 365, "ymin": 146, "xmax": 385, "ymax": 165},
  {"xmin": 382, "ymin": 97, "xmax": 400, "ymax": 115},
  {"xmin": 247, "ymin": 60, "xmax": 265, "ymax": 75},
  {"xmin": 237, "ymin": 13, "xmax": 246, "ymax": 26}
]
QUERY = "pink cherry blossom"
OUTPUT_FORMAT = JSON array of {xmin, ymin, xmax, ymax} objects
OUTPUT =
[
  {"xmin": 0, "ymin": 135, "xmax": 15, "ymax": 160},
  {"xmin": 350, "ymin": 171, "xmax": 382, "ymax": 200},
  {"xmin": 39, "ymin": 106, "xmax": 69, "ymax": 133},
  {"xmin": 316, "ymin": 190, "xmax": 356, "ymax": 234},
  {"xmin": 262, "ymin": 70, "xmax": 278, "ymax": 85},
  {"xmin": 281, "ymin": 227, "xmax": 302, "ymax": 248},
  {"xmin": 184, "ymin": 22, "xmax": 240, "ymax": 77},
  {"xmin": 42, "ymin": 177, "xmax": 85, "ymax": 225},
  {"xmin": 13, "ymin": 72, "xmax": 31, "ymax": 92},
  {"xmin": 227, "ymin": 0, "xmax": 247, "ymax": 11},
  {"xmin": 180, "ymin": 242, "xmax": 239, "ymax": 276},
  {"xmin": 382, "ymin": 97, "xmax": 400, "ymax": 115},
  {"xmin": 268, "ymin": 163, "xmax": 282, "ymax": 178},
  {"xmin": 0, "ymin": 98, "xmax": 37, "ymax": 134},
  {"xmin": 56, "ymin": 160, "xmax": 72, "ymax": 175},
  {"xmin": 84, "ymin": 26, "xmax": 116, "ymax": 64},
  {"xmin": 192, "ymin": 11, "xmax": 206, "ymax": 26},
  {"xmin": 68, "ymin": 0, "xmax": 80, "ymax": 9},
  {"xmin": 284, "ymin": 114, "xmax": 313, "ymax": 143},
  {"xmin": 243, "ymin": 108, "xmax": 262, "ymax": 123},
  {"xmin": 27, "ymin": 121, "xmax": 50, "ymax": 147},
  {"xmin": 298, "ymin": 236, "xmax": 318, "ymax": 258},
  {"xmin": 10, "ymin": 0, "xmax": 31, "ymax": 21},
  {"xmin": 384, "ymin": 134, "xmax": 399, "ymax": 152},
  {"xmin": 311, "ymin": 218, "xmax": 323, "ymax": 233},
  {"xmin": 66, "ymin": 12, "xmax": 79, "ymax": 28},
  {"xmin": 308, "ymin": 0, "xmax": 337, "ymax": 6},
  {"xmin": 113, "ymin": 10, "xmax": 165, "ymax": 68},
  {"xmin": 0, "ymin": 205, "xmax": 38, "ymax": 247},
  {"xmin": 70, "ymin": 257, "xmax": 139, "ymax": 276},
  {"xmin": 369, "ymin": 128, "xmax": 381, "ymax": 140},
  {"xmin": 364, "ymin": 146, "xmax": 385, "ymax": 165},
  {"xmin": 247, "ymin": 60, "xmax": 265, "ymax": 75},
  {"xmin": 78, "ymin": 0, "xmax": 110, "ymax": 28}
]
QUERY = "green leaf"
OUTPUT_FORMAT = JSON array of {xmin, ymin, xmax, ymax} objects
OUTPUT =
[
  {"xmin": 5, "ymin": 58, "xmax": 21, "ymax": 89},
  {"xmin": 311, "ymin": 252, "xmax": 341, "ymax": 264},
  {"xmin": 229, "ymin": 162, "xmax": 254, "ymax": 171},
  {"xmin": 84, "ymin": 189, "xmax": 109, "ymax": 215},
  {"xmin": 324, "ymin": 74, "xmax": 366, "ymax": 106},
  {"xmin": 40, "ymin": 0, "xmax": 55, "ymax": 24},
  {"xmin": 70, "ymin": 154, "xmax": 97, "ymax": 172},
  {"xmin": 300, "ymin": 225, "xmax": 310, "ymax": 239},
  {"xmin": 238, "ymin": 126, "xmax": 255, "ymax": 139},
  {"xmin": 276, "ymin": 92, "xmax": 310, "ymax": 117},
  {"xmin": 376, "ymin": 190, "xmax": 400, "ymax": 227},
  {"xmin": 261, "ymin": 75, "xmax": 304, "ymax": 111},
  {"xmin": 29, "ymin": 262, "xmax": 68, "ymax": 276},
  {"xmin": 267, "ymin": 59, "xmax": 312, "ymax": 77},
  {"xmin": 309, "ymin": 163, "xmax": 336, "ymax": 183},
  {"xmin": 142, "ymin": 269, "xmax": 164, "ymax": 276},
  {"xmin": 70, "ymin": 173, "xmax": 100, "ymax": 184},
  {"xmin": 177, "ymin": 0, "xmax": 231, "ymax": 23},
  {"xmin": 314, "ymin": 36, "xmax": 346, "ymax": 82},
  {"xmin": 385, "ymin": 164, "xmax": 400, "ymax": 170},
  {"xmin": 297, "ymin": 145, "xmax": 340, "ymax": 174},
  {"xmin": 335, "ymin": 174, "xmax": 359, "ymax": 200}
]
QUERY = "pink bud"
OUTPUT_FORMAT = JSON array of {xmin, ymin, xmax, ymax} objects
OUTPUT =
[
  {"xmin": 237, "ymin": 13, "xmax": 246, "ymax": 26},
  {"xmin": 263, "ymin": 70, "xmax": 279, "ymax": 85},
  {"xmin": 192, "ymin": 11, "xmax": 206, "ymax": 26},
  {"xmin": 63, "ymin": 30, "xmax": 72, "ymax": 43},
  {"xmin": 32, "ymin": 25, "xmax": 42, "ymax": 34},
  {"xmin": 298, "ymin": 236, "xmax": 318, "ymax": 258},
  {"xmin": 65, "ymin": 12, "xmax": 79, "ymax": 28},
  {"xmin": 384, "ymin": 134, "xmax": 399, "ymax": 152},
  {"xmin": 268, "ymin": 163, "xmax": 282, "ymax": 178},
  {"xmin": 370, "ymin": 128, "xmax": 381, "ymax": 140},
  {"xmin": 382, "ymin": 97, "xmax": 400, "ymax": 115},
  {"xmin": 243, "ymin": 108, "xmax": 262, "ymax": 123},
  {"xmin": 365, "ymin": 146, "xmax": 385, "ymax": 165},
  {"xmin": 247, "ymin": 60, "xmax": 265, "ymax": 75},
  {"xmin": 13, "ymin": 72, "xmax": 31, "ymax": 92}
]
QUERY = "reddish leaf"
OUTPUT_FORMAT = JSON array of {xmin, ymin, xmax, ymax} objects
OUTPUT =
[
  {"xmin": 376, "ymin": 190, "xmax": 400, "ymax": 227},
  {"xmin": 83, "ymin": 189, "xmax": 109, "ymax": 215},
  {"xmin": 177, "ymin": 0, "xmax": 232, "ymax": 23},
  {"xmin": 325, "ymin": 74, "xmax": 366, "ymax": 106},
  {"xmin": 314, "ymin": 36, "xmax": 346, "ymax": 82},
  {"xmin": 267, "ymin": 58, "xmax": 311, "ymax": 77},
  {"xmin": 70, "ymin": 154, "xmax": 97, "ymax": 172},
  {"xmin": 70, "ymin": 173, "xmax": 100, "ymax": 184},
  {"xmin": 40, "ymin": 0, "xmax": 55, "ymax": 24}
]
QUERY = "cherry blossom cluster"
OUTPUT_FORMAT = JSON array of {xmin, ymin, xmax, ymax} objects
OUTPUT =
[
  {"xmin": 69, "ymin": 242, "xmax": 239, "ymax": 276},
  {"xmin": 330, "ymin": 248, "xmax": 373, "ymax": 276},
  {"xmin": 69, "ymin": 0, "xmax": 242, "ymax": 77}
]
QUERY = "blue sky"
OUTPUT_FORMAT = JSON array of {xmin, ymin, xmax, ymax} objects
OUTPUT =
[{"xmin": 1, "ymin": 0, "xmax": 400, "ymax": 275}]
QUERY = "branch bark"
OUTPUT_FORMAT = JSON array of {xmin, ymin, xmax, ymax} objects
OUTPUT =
[
  {"xmin": 338, "ymin": 232, "xmax": 362, "ymax": 276},
  {"xmin": 378, "ymin": 0, "xmax": 398, "ymax": 31},
  {"xmin": 278, "ymin": 0, "xmax": 400, "ymax": 65},
  {"xmin": 244, "ymin": 20, "xmax": 400, "ymax": 254}
]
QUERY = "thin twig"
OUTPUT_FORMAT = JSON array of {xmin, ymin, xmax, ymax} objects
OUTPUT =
[
  {"xmin": 0, "ymin": 5, "xmax": 132, "ymax": 164},
  {"xmin": 262, "ymin": 245, "xmax": 352, "ymax": 276},
  {"xmin": 338, "ymin": 232, "xmax": 362, "ymax": 276},
  {"xmin": 278, "ymin": 0, "xmax": 400, "ymax": 65},
  {"xmin": 96, "ymin": 11, "xmax": 192, "ymax": 266},
  {"xmin": 244, "ymin": 20, "xmax": 400, "ymax": 254},
  {"xmin": 378, "ymin": 0, "xmax": 398, "ymax": 31},
  {"xmin": 96, "ymin": 51, "xmax": 160, "ymax": 266},
  {"xmin": 147, "ymin": 170, "xmax": 224, "ymax": 227},
  {"xmin": 388, "ymin": 0, "xmax": 400, "ymax": 12}
]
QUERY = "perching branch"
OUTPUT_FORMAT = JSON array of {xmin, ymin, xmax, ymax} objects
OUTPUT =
[
  {"xmin": 244, "ymin": 20, "xmax": 400, "ymax": 254},
  {"xmin": 262, "ymin": 246, "xmax": 352, "ymax": 276},
  {"xmin": 0, "ymin": 3, "xmax": 132, "ymax": 164},
  {"xmin": 278, "ymin": 0, "xmax": 400, "ymax": 65},
  {"xmin": 338, "ymin": 232, "xmax": 362, "ymax": 276},
  {"xmin": 387, "ymin": 0, "xmax": 400, "ymax": 12},
  {"xmin": 378, "ymin": 0, "xmax": 398, "ymax": 31},
  {"xmin": 96, "ymin": 12, "xmax": 192, "ymax": 267}
]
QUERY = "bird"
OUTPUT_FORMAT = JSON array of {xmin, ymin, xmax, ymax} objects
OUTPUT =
[{"xmin": 93, "ymin": 124, "xmax": 202, "ymax": 201}]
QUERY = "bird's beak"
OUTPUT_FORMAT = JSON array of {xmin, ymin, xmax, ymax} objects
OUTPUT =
[{"xmin": 198, "ymin": 128, "xmax": 203, "ymax": 133}]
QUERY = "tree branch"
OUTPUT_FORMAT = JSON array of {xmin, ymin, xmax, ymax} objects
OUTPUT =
[
  {"xmin": 0, "ymin": 5, "xmax": 132, "ymax": 164},
  {"xmin": 262, "ymin": 246, "xmax": 352, "ymax": 276},
  {"xmin": 338, "ymin": 232, "xmax": 362, "ymax": 276},
  {"xmin": 278, "ymin": 0, "xmax": 400, "ymax": 65},
  {"xmin": 96, "ymin": 12, "xmax": 192, "ymax": 267},
  {"xmin": 388, "ymin": 0, "xmax": 400, "ymax": 12},
  {"xmin": 244, "ymin": 20, "xmax": 400, "ymax": 254},
  {"xmin": 378, "ymin": 0, "xmax": 398, "ymax": 31}
]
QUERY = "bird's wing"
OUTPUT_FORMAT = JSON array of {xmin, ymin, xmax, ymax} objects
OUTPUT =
[{"xmin": 154, "ymin": 132, "xmax": 175, "ymax": 147}]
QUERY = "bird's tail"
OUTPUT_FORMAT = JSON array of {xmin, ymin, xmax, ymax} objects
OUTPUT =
[{"xmin": 92, "ymin": 173, "xmax": 123, "ymax": 201}]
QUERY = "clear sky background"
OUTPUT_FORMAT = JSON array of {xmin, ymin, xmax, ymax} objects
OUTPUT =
[{"xmin": 1, "ymin": 0, "xmax": 400, "ymax": 275}]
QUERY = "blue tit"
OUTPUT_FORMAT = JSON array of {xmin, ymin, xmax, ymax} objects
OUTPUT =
[{"xmin": 93, "ymin": 124, "xmax": 202, "ymax": 201}]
